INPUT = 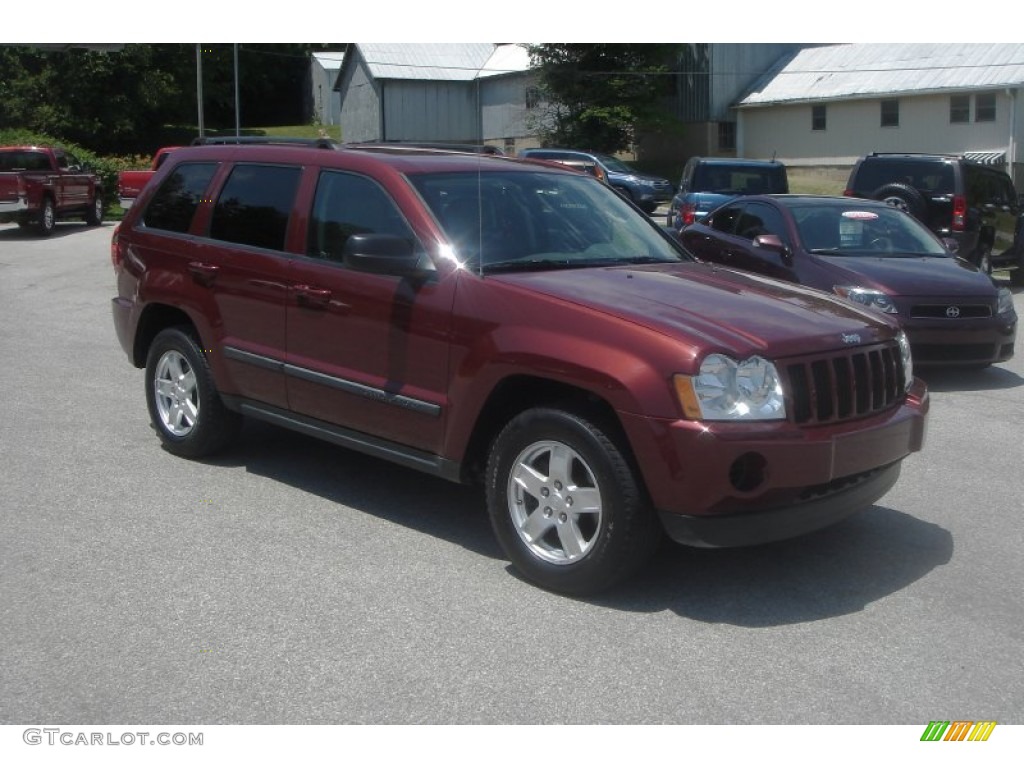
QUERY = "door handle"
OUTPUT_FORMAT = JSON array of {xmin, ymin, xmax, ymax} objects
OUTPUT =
[
  {"xmin": 294, "ymin": 284, "xmax": 332, "ymax": 309},
  {"xmin": 188, "ymin": 261, "xmax": 219, "ymax": 286}
]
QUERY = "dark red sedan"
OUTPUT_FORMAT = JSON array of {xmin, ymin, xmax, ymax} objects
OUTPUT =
[{"xmin": 679, "ymin": 195, "xmax": 1017, "ymax": 367}]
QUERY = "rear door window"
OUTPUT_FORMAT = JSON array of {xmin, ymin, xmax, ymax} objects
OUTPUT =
[
  {"xmin": 142, "ymin": 162, "xmax": 219, "ymax": 234},
  {"xmin": 209, "ymin": 164, "xmax": 302, "ymax": 251}
]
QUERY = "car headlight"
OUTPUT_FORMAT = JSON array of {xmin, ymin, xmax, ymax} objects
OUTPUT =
[
  {"xmin": 997, "ymin": 287, "xmax": 1015, "ymax": 317},
  {"xmin": 833, "ymin": 286, "xmax": 897, "ymax": 314},
  {"xmin": 673, "ymin": 354, "xmax": 786, "ymax": 421},
  {"xmin": 897, "ymin": 330, "xmax": 913, "ymax": 391}
]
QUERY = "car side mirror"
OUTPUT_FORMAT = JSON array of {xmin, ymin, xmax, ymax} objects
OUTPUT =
[
  {"xmin": 753, "ymin": 233, "xmax": 793, "ymax": 264},
  {"xmin": 942, "ymin": 237, "xmax": 960, "ymax": 254},
  {"xmin": 342, "ymin": 234, "xmax": 432, "ymax": 277}
]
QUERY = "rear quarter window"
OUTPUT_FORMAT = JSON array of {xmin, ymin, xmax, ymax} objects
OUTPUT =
[{"xmin": 141, "ymin": 162, "xmax": 219, "ymax": 234}]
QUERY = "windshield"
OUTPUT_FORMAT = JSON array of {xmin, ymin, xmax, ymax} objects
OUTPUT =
[
  {"xmin": 793, "ymin": 204, "xmax": 949, "ymax": 257},
  {"xmin": 408, "ymin": 170, "xmax": 686, "ymax": 274}
]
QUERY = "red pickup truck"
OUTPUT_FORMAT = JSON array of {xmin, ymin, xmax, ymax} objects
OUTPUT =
[
  {"xmin": 117, "ymin": 147, "xmax": 179, "ymax": 209},
  {"xmin": 0, "ymin": 145, "xmax": 104, "ymax": 235}
]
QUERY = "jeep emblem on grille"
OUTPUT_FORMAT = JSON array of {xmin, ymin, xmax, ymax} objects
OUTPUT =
[
  {"xmin": 841, "ymin": 333, "xmax": 861, "ymax": 344},
  {"xmin": 946, "ymin": 305, "xmax": 961, "ymax": 319}
]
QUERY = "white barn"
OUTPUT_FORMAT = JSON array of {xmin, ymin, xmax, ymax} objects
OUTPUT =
[{"xmin": 735, "ymin": 43, "xmax": 1024, "ymax": 186}]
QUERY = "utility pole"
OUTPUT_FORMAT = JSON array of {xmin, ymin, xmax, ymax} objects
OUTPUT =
[{"xmin": 196, "ymin": 44, "xmax": 205, "ymax": 137}]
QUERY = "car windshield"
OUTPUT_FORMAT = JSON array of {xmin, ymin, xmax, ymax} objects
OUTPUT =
[
  {"xmin": 792, "ymin": 204, "xmax": 949, "ymax": 257},
  {"xmin": 408, "ymin": 170, "xmax": 686, "ymax": 274}
]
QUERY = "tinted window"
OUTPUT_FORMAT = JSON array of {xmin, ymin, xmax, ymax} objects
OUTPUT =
[
  {"xmin": 707, "ymin": 204, "xmax": 743, "ymax": 234},
  {"xmin": 736, "ymin": 202, "xmax": 788, "ymax": 242},
  {"xmin": 0, "ymin": 151, "xmax": 50, "ymax": 171},
  {"xmin": 142, "ymin": 162, "xmax": 218, "ymax": 234},
  {"xmin": 692, "ymin": 164, "xmax": 787, "ymax": 194},
  {"xmin": 307, "ymin": 170, "xmax": 417, "ymax": 262},
  {"xmin": 209, "ymin": 164, "xmax": 301, "ymax": 251},
  {"xmin": 854, "ymin": 160, "xmax": 954, "ymax": 195}
]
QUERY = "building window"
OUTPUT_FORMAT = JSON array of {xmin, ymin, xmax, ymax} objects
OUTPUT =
[
  {"xmin": 976, "ymin": 92, "xmax": 996, "ymax": 122},
  {"xmin": 950, "ymin": 94, "xmax": 970, "ymax": 123},
  {"xmin": 717, "ymin": 121, "xmax": 736, "ymax": 151},
  {"xmin": 525, "ymin": 86, "xmax": 540, "ymax": 109},
  {"xmin": 811, "ymin": 104, "xmax": 826, "ymax": 131},
  {"xmin": 881, "ymin": 99, "xmax": 899, "ymax": 128}
]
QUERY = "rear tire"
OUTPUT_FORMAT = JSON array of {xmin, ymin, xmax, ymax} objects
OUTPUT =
[
  {"xmin": 486, "ymin": 407, "xmax": 661, "ymax": 595},
  {"xmin": 37, "ymin": 197, "xmax": 56, "ymax": 236},
  {"xmin": 145, "ymin": 327, "xmax": 241, "ymax": 458},
  {"xmin": 85, "ymin": 193, "xmax": 104, "ymax": 226}
]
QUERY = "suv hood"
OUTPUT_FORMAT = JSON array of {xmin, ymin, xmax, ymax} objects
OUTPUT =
[{"xmin": 497, "ymin": 262, "xmax": 896, "ymax": 359}]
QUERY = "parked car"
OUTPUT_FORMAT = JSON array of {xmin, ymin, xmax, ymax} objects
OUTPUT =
[
  {"xmin": 117, "ymin": 146, "xmax": 180, "ymax": 209},
  {"xmin": 517, "ymin": 148, "xmax": 672, "ymax": 213},
  {"xmin": 668, "ymin": 157, "xmax": 789, "ymax": 230},
  {"xmin": 844, "ymin": 152, "xmax": 1024, "ymax": 284},
  {"xmin": 111, "ymin": 141, "xmax": 928, "ymax": 595},
  {"xmin": 0, "ymin": 145, "xmax": 104, "ymax": 235},
  {"xmin": 678, "ymin": 194, "xmax": 1017, "ymax": 367}
]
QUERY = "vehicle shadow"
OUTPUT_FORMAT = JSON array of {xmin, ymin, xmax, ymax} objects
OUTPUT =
[
  {"xmin": 588, "ymin": 507, "xmax": 952, "ymax": 625},
  {"xmin": 0, "ymin": 222, "xmax": 108, "ymax": 240},
  {"xmin": 916, "ymin": 364, "xmax": 1024, "ymax": 393},
  {"xmin": 198, "ymin": 420, "xmax": 950, "ymax": 625},
  {"xmin": 199, "ymin": 419, "xmax": 502, "ymax": 561}
]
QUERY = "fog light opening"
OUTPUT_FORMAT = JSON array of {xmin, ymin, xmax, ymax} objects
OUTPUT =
[{"xmin": 730, "ymin": 452, "xmax": 768, "ymax": 493}]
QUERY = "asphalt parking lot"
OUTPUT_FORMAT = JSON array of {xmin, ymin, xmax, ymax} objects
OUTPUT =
[{"xmin": 1, "ymin": 220, "xmax": 1022, "ymax": 726}]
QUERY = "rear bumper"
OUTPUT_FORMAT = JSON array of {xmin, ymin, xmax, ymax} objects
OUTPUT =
[{"xmin": 0, "ymin": 198, "xmax": 29, "ymax": 214}]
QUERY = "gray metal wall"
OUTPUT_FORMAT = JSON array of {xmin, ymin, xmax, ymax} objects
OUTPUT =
[{"xmin": 380, "ymin": 81, "xmax": 479, "ymax": 142}]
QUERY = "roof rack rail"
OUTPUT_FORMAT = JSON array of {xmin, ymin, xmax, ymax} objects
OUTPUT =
[
  {"xmin": 345, "ymin": 141, "xmax": 505, "ymax": 156},
  {"xmin": 868, "ymin": 151, "xmax": 963, "ymax": 159},
  {"xmin": 191, "ymin": 136, "xmax": 338, "ymax": 149}
]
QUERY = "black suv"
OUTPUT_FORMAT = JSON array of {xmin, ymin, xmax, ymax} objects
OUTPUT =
[{"xmin": 845, "ymin": 153, "xmax": 1024, "ymax": 284}]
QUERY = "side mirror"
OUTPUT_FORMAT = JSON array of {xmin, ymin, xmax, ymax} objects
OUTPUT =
[
  {"xmin": 753, "ymin": 233, "xmax": 793, "ymax": 265},
  {"xmin": 342, "ymin": 234, "xmax": 432, "ymax": 277},
  {"xmin": 942, "ymin": 237, "xmax": 960, "ymax": 254}
]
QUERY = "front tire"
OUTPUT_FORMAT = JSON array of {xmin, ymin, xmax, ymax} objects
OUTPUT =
[
  {"xmin": 486, "ymin": 407, "xmax": 661, "ymax": 595},
  {"xmin": 145, "ymin": 327, "xmax": 241, "ymax": 458}
]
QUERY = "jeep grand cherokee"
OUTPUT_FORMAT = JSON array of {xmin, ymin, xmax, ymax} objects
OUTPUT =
[{"xmin": 111, "ymin": 141, "xmax": 929, "ymax": 595}]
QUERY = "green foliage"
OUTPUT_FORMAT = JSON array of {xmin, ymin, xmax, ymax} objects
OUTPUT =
[{"xmin": 528, "ymin": 44, "xmax": 681, "ymax": 153}]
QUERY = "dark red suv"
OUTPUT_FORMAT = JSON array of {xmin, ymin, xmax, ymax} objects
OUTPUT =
[{"xmin": 111, "ymin": 141, "xmax": 929, "ymax": 595}]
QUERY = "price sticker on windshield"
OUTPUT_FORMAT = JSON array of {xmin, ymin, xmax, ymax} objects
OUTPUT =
[{"xmin": 841, "ymin": 211, "xmax": 879, "ymax": 220}]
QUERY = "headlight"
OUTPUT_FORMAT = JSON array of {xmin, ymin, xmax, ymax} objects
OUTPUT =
[
  {"xmin": 997, "ymin": 287, "xmax": 1015, "ymax": 317},
  {"xmin": 833, "ymin": 286, "xmax": 897, "ymax": 314},
  {"xmin": 673, "ymin": 354, "xmax": 786, "ymax": 421},
  {"xmin": 897, "ymin": 330, "xmax": 913, "ymax": 391}
]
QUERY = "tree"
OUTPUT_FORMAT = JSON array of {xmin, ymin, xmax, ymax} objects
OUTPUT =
[{"xmin": 527, "ymin": 44, "xmax": 680, "ymax": 153}]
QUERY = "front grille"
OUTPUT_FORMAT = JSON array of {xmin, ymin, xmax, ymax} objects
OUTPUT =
[
  {"xmin": 910, "ymin": 303, "xmax": 992, "ymax": 319},
  {"xmin": 913, "ymin": 343, "xmax": 996, "ymax": 363},
  {"xmin": 783, "ymin": 342, "xmax": 905, "ymax": 425}
]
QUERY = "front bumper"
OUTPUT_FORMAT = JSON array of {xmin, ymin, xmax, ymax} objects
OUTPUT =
[
  {"xmin": 619, "ymin": 379, "xmax": 929, "ymax": 546},
  {"xmin": 905, "ymin": 316, "xmax": 1016, "ymax": 366}
]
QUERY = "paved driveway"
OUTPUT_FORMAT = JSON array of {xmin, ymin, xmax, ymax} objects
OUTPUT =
[{"xmin": 1, "ymin": 221, "xmax": 1022, "ymax": 726}]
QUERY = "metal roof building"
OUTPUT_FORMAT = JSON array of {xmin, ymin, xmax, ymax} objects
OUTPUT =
[
  {"xmin": 734, "ymin": 43, "xmax": 1024, "ymax": 185},
  {"xmin": 739, "ymin": 43, "xmax": 1024, "ymax": 106},
  {"xmin": 335, "ymin": 44, "xmax": 534, "ymax": 148}
]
